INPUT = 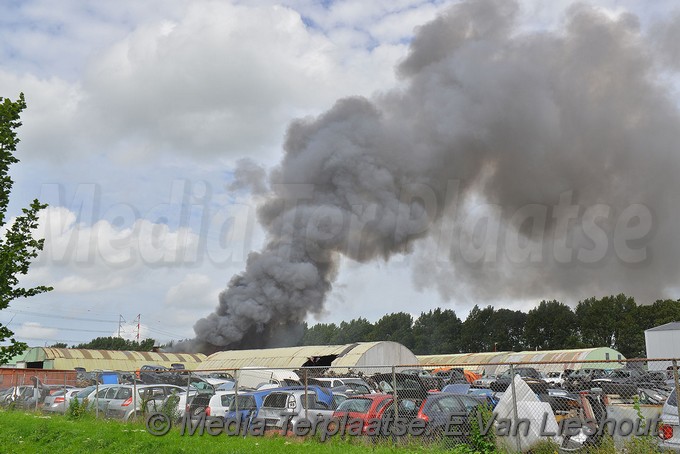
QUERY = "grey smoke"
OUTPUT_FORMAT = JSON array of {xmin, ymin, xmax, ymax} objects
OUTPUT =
[
  {"xmin": 182, "ymin": 0, "xmax": 680, "ymax": 353},
  {"xmin": 228, "ymin": 158, "xmax": 268, "ymax": 195}
]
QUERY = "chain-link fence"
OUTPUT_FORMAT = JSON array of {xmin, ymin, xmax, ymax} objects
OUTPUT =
[{"xmin": 2, "ymin": 359, "xmax": 679, "ymax": 452}]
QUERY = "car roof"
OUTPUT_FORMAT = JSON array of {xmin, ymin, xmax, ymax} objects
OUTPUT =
[{"xmin": 344, "ymin": 393, "xmax": 391, "ymax": 401}]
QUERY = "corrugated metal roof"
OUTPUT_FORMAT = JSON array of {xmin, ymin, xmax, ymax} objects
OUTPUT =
[
  {"xmin": 329, "ymin": 341, "xmax": 418, "ymax": 370},
  {"xmin": 21, "ymin": 348, "xmax": 206, "ymax": 371},
  {"xmin": 199, "ymin": 344, "xmax": 358, "ymax": 370},
  {"xmin": 418, "ymin": 352, "xmax": 511, "ymax": 369},
  {"xmin": 418, "ymin": 348, "xmax": 625, "ymax": 373},
  {"xmin": 645, "ymin": 322, "xmax": 680, "ymax": 332},
  {"xmin": 199, "ymin": 342, "xmax": 418, "ymax": 371}
]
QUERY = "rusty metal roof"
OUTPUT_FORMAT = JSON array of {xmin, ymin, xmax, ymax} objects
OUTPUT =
[
  {"xmin": 22, "ymin": 347, "xmax": 206, "ymax": 371},
  {"xmin": 198, "ymin": 341, "xmax": 418, "ymax": 371}
]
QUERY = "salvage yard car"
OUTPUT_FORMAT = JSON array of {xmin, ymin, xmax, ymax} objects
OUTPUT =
[
  {"xmin": 658, "ymin": 388, "xmax": 680, "ymax": 452},
  {"xmin": 43, "ymin": 388, "xmax": 83, "ymax": 414},
  {"xmin": 93, "ymin": 384, "xmax": 184, "ymax": 420},
  {"xmin": 489, "ymin": 367, "xmax": 548, "ymax": 394},
  {"xmin": 259, "ymin": 389, "xmax": 335, "ymax": 431}
]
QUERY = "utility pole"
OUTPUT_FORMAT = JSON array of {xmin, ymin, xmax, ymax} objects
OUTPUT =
[
  {"xmin": 118, "ymin": 315, "xmax": 126, "ymax": 338},
  {"xmin": 134, "ymin": 314, "xmax": 141, "ymax": 341}
]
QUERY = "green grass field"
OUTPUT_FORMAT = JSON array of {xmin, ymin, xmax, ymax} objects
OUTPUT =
[{"xmin": 0, "ymin": 410, "xmax": 462, "ymax": 454}]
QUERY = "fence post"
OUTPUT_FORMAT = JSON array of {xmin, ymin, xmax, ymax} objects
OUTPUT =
[
  {"xmin": 234, "ymin": 369, "xmax": 239, "ymax": 423},
  {"xmin": 133, "ymin": 372, "xmax": 137, "ymax": 422},
  {"xmin": 509, "ymin": 364, "xmax": 522, "ymax": 453},
  {"xmin": 95, "ymin": 380, "xmax": 99, "ymax": 419},
  {"xmin": 673, "ymin": 360, "xmax": 680, "ymax": 419},
  {"xmin": 185, "ymin": 370, "xmax": 191, "ymax": 420},
  {"xmin": 392, "ymin": 365, "xmax": 398, "ymax": 421},
  {"xmin": 34, "ymin": 376, "xmax": 39, "ymax": 412},
  {"xmin": 63, "ymin": 372, "xmax": 67, "ymax": 413},
  {"xmin": 304, "ymin": 368, "xmax": 308, "ymax": 421}
]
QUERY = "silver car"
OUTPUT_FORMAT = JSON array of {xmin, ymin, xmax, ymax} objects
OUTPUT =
[
  {"xmin": 95, "ymin": 384, "xmax": 185, "ymax": 421},
  {"xmin": 659, "ymin": 389, "xmax": 680, "ymax": 452},
  {"xmin": 259, "ymin": 390, "xmax": 335, "ymax": 431},
  {"xmin": 43, "ymin": 388, "xmax": 82, "ymax": 414}
]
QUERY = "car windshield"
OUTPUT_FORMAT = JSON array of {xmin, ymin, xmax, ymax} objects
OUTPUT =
[
  {"xmin": 608, "ymin": 370, "xmax": 631, "ymax": 379},
  {"xmin": 344, "ymin": 383, "xmax": 371, "ymax": 394},
  {"xmin": 336, "ymin": 398, "xmax": 372, "ymax": 413},
  {"xmin": 76, "ymin": 386, "xmax": 96, "ymax": 398}
]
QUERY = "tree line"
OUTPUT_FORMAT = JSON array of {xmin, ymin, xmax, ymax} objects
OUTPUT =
[
  {"xmin": 47, "ymin": 294, "xmax": 679, "ymax": 359},
  {"xmin": 299, "ymin": 294, "xmax": 680, "ymax": 359},
  {"xmin": 50, "ymin": 337, "xmax": 156, "ymax": 351}
]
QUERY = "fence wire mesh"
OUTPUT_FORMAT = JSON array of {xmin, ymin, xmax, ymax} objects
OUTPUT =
[{"xmin": 1, "ymin": 358, "xmax": 679, "ymax": 452}]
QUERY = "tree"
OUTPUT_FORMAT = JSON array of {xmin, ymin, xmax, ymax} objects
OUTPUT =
[
  {"xmin": 576, "ymin": 294, "xmax": 636, "ymax": 354},
  {"xmin": 369, "ymin": 312, "xmax": 414, "ymax": 348},
  {"xmin": 301, "ymin": 322, "xmax": 339, "ymax": 345},
  {"xmin": 524, "ymin": 300, "xmax": 579, "ymax": 350},
  {"xmin": 75, "ymin": 336, "xmax": 156, "ymax": 351},
  {"xmin": 412, "ymin": 308, "xmax": 462, "ymax": 354},
  {"xmin": 0, "ymin": 93, "xmax": 52, "ymax": 365},
  {"xmin": 49, "ymin": 342, "xmax": 68, "ymax": 348},
  {"xmin": 334, "ymin": 318, "xmax": 373, "ymax": 344},
  {"xmin": 459, "ymin": 305, "xmax": 496, "ymax": 352},
  {"xmin": 618, "ymin": 299, "xmax": 680, "ymax": 358},
  {"xmin": 490, "ymin": 309, "xmax": 527, "ymax": 351}
]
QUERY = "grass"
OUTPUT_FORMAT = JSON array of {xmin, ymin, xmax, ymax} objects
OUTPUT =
[{"xmin": 0, "ymin": 409, "xmax": 461, "ymax": 454}]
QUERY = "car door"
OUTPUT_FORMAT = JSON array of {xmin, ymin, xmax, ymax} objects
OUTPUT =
[{"xmin": 95, "ymin": 386, "xmax": 118, "ymax": 414}]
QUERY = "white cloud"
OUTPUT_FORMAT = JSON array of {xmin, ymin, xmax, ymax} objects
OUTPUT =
[
  {"xmin": 3, "ymin": 0, "xmax": 677, "ymax": 346},
  {"xmin": 14, "ymin": 322, "xmax": 58, "ymax": 340},
  {"xmin": 165, "ymin": 273, "xmax": 220, "ymax": 309}
]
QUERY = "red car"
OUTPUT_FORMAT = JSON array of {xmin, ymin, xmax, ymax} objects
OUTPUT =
[{"xmin": 332, "ymin": 394, "xmax": 393, "ymax": 434}]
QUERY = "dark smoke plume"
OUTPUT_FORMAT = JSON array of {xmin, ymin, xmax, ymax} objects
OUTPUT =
[{"xmin": 181, "ymin": 0, "xmax": 680, "ymax": 353}]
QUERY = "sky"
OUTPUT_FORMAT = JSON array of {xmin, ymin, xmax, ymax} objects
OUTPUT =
[{"xmin": 0, "ymin": 0, "xmax": 678, "ymax": 348}]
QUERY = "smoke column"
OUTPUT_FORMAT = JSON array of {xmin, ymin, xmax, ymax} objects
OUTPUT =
[{"xmin": 182, "ymin": 0, "xmax": 680, "ymax": 352}]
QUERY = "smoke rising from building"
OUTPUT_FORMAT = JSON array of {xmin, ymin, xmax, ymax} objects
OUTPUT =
[{"xmin": 181, "ymin": 0, "xmax": 680, "ymax": 353}]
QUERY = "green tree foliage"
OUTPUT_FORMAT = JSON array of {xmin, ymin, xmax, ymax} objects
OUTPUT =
[
  {"xmin": 301, "ymin": 322, "xmax": 339, "ymax": 345},
  {"xmin": 412, "ymin": 308, "xmax": 462, "ymax": 354},
  {"xmin": 617, "ymin": 298, "xmax": 680, "ymax": 358},
  {"xmin": 298, "ymin": 294, "xmax": 676, "ymax": 356},
  {"xmin": 49, "ymin": 342, "xmax": 67, "ymax": 348},
  {"xmin": 576, "ymin": 294, "xmax": 636, "ymax": 354},
  {"xmin": 459, "ymin": 305, "xmax": 496, "ymax": 352},
  {"xmin": 74, "ymin": 336, "xmax": 156, "ymax": 351},
  {"xmin": 334, "ymin": 318, "xmax": 373, "ymax": 344},
  {"xmin": 0, "ymin": 93, "xmax": 52, "ymax": 365},
  {"xmin": 491, "ymin": 308, "xmax": 527, "ymax": 351},
  {"xmin": 368, "ymin": 312, "xmax": 414, "ymax": 348},
  {"xmin": 525, "ymin": 300, "xmax": 579, "ymax": 350}
]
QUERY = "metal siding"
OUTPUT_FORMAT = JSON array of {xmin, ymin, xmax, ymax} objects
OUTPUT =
[
  {"xmin": 198, "ymin": 342, "xmax": 417, "ymax": 371},
  {"xmin": 646, "ymin": 329, "xmax": 680, "ymax": 370},
  {"xmin": 24, "ymin": 347, "xmax": 206, "ymax": 371},
  {"xmin": 199, "ymin": 345, "xmax": 354, "ymax": 370},
  {"xmin": 418, "ymin": 348, "xmax": 626, "ymax": 374}
]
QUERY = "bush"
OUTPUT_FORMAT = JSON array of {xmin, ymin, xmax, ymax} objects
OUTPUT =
[{"xmin": 66, "ymin": 398, "xmax": 92, "ymax": 420}]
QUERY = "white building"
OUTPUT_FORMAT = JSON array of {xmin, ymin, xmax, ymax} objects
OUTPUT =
[{"xmin": 645, "ymin": 322, "xmax": 680, "ymax": 371}]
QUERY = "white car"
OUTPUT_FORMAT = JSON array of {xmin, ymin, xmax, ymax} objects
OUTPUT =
[
  {"xmin": 206, "ymin": 391, "xmax": 236, "ymax": 420},
  {"xmin": 659, "ymin": 389, "xmax": 680, "ymax": 452},
  {"xmin": 544, "ymin": 371, "xmax": 566, "ymax": 388}
]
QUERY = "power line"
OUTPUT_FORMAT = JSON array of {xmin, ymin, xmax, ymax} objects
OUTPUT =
[
  {"xmin": 5, "ymin": 309, "xmax": 117, "ymax": 323},
  {"xmin": 145, "ymin": 326, "xmax": 187, "ymax": 339}
]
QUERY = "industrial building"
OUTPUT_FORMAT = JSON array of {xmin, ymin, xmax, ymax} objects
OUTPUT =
[
  {"xmin": 198, "ymin": 341, "xmax": 418, "ymax": 372},
  {"xmin": 13, "ymin": 347, "xmax": 206, "ymax": 371},
  {"xmin": 645, "ymin": 322, "xmax": 680, "ymax": 370},
  {"xmin": 418, "ymin": 347, "xmax": 626, "ymax": 376}
]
